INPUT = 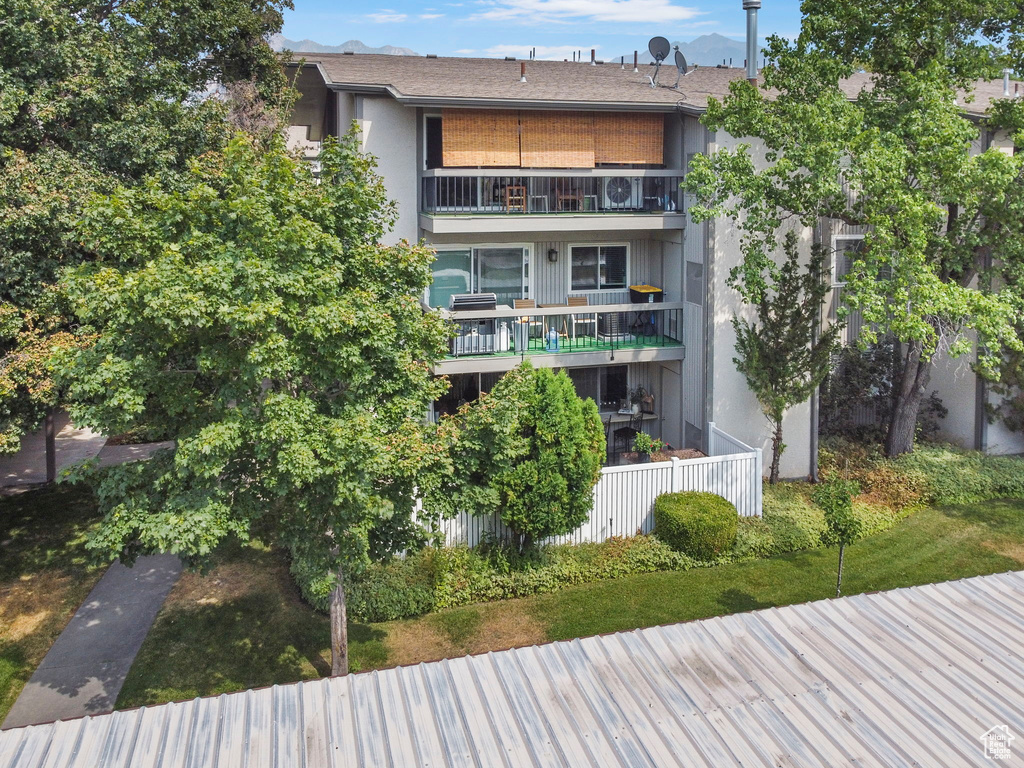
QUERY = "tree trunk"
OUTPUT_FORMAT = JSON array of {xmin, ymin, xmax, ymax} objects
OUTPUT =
[
  {"xmin": 885, "ymin": 340, "xmax": 932, "ymax": 458},
  {"xmin": 836, "ymin": 544, "xmax": 845, "ymax": 598},
  {"xmin": 769, "ymin": 417, "xmax": 783, "ymax": 485},
  {"xmin": 44, "ymin": 412, "xmax": 56, "ymax": 484},
  {"xmin": 330, "ymin": 567, "xmax": 348, "ymax": 676}
]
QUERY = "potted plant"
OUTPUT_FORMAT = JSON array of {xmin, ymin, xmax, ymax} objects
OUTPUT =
[
  {"xmin": 632, "ymin": 432, "xmax": 665, "ymax": 463},
  {"xmin": 628, "ymin": 386, "xmax": 656, "ymax": 415}
]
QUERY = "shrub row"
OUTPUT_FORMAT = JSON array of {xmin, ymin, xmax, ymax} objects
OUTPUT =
[
  {"xmin": 291, "ymin": 535, "xmax": 695, "ymax": 623},
  {"xmin": 291, "ymin": 444, "xmax": 1024, "ymax": 623}
]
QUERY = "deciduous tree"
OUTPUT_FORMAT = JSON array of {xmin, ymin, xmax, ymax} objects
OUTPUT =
[
  {"xmin": 814, "ymin": 478, "xmax": 863, "ymax": 597},
  {"xmin": 0, "ymin": 0, "xmax": 291, "ymax": 453},
  {"xmin": 688, "ymin": 0, "xmax": 1024, "ymax": 457},
  {"xmin": 60, "ymin": 134, "xmax": 448, "ymax": 675}
]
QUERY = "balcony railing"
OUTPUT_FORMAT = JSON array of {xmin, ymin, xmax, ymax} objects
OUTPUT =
[
  {"xmin": 443, "ymin": 302, "xmax": 685, "ymax": 359},
  {"xmin": 421, "ymin": 170, "xmax": 685, "ymax": 215}
]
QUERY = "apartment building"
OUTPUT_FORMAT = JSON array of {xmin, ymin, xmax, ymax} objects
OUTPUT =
[{"xmin": 284, "ymin": 50, "xmax": 1024, "ymax": 476}]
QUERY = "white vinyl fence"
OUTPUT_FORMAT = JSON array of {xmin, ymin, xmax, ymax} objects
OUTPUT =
[{"xmin": 432, "ymin": 422, "xmax": 763, "ymax": 548}]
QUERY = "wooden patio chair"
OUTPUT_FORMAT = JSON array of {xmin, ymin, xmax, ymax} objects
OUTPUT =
[
  {"xmin": 513, "ymin": 298, "xmax": 543, "ymax": 339},
  {"xmin": 567, "ymin": 295, "xmax": 596, "ymax": 341},
  {"xmin": 554, "ymin": 179, "xmax": 582, "ymax": 211},
  {"xmin": 504, "ymin": 184, "xmax": 527, "ymax": 212}
]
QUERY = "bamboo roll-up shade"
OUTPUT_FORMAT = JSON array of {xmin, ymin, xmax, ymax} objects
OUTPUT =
[
  {"xmin": 593, "ymin": 113, "xmax": 664, "ymax": 165},
  {"xmin": 442, "ymin": 109, "xmax": 520, "ymax": 167},
  {"xmin": 520, "ymin": 111, "xmax": 595, "ymax": 168}
]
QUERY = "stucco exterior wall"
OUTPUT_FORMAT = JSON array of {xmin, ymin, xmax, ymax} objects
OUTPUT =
[
  {"xmin": 706, "ymin": 131, "xmax": 814, "ymax": 479},
  {"xmin": 359, "ymin": 96, "xmax": 419, "ymax": 245},
  {"xmin": 928, "ymin": 341, "xmax": 980, "ymax": 447}
]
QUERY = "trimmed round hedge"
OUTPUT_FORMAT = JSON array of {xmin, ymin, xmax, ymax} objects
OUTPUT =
[{"xmin": 653, "ymin": 491, "xmax": 738, "ymax": 560}]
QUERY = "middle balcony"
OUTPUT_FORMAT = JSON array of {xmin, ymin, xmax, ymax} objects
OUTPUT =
[{"xmin": 434, "ymin": 292, "xmax": 686, "ymax": 375}]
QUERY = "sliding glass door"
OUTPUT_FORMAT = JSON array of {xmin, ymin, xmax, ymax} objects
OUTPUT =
[{"xmin": 429, "ymin": 246, "xmax": 529, "ymax": 308}]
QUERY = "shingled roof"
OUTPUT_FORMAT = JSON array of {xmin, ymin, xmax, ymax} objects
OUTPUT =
[{"xmin": 290, "ymin": 53, "xmax": 1019, "ymax": 117}]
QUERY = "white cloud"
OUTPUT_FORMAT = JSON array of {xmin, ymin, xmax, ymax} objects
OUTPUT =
[
  {"xmin": 366, "ymin": 10, "xmax": 408, "ymax": 22},
  {"xmin": 420, "ymin": 12, "xmax": 444, "ymax": 18},
  {"xmin": 470, "ymin": 0, "xmax": 703, "ymax": 24},
  {"xmin": 483, "ymin": 44, "xmax": 601, "ymax": 60}
]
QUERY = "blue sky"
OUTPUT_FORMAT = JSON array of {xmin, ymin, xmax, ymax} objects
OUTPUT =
[{"xmin": 281, "ymin": 0, "xmax": 804, "ymax": 59}]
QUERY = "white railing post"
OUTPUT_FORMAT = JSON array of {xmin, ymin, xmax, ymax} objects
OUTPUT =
[
  {"xmin": 670, "ymin": 457, "xmax": 681, "ymax": 492},
  {"xmin": 754, "ymin": 447, "xmax": 764, "ymax": 516}
]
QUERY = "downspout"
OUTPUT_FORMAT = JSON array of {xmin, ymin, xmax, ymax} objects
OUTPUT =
[{"xmin": 810, "ymin": 224, "xmax": 823, "ymax": 482}]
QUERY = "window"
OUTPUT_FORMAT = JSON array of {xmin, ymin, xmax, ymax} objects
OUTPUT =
[
  {"xmin": 427, "ymin": 246, "xmax": 530, "ymax": 308},
  {"xmin": 685, "ymin": 261, "xmax": 704, "ymax": 306},
  {"xmin": 425, "ymin": 116, "xmax": 443, "ymax": 170},
  {"xmin": 567, "ymin": 365, "xmax": 628, "ymax": 411},
  {"xmin": 570, "ymin": 244, "xmax": 628, "ymax": 291},
  {"xmin": 832, "ymin": 236, "xmax": 865, "ymax": 286}
]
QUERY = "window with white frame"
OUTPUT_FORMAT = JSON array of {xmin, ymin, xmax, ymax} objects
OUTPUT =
[
  {"xmin": 831, "ymin": 235, "xmax": 866, "ymax": 286},
  {"xmin": 570, "ymin": 244, "xmax": 628, "ymax": 292}
]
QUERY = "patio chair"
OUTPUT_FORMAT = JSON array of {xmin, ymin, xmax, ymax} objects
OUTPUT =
[
  {"xmin": 513, "ymin": 298, "xmax": 544, "ymax": 339},
  {"xmin": 504, "ymin": 184, "xmax": 527, "ymax": 212},
  {"xmin": 567, "ymin": 295, "xmax": 596, "ymax": 341},
  {"xmin": 613, "ymin": 412, "xmax": 644, "ymax": 457}
]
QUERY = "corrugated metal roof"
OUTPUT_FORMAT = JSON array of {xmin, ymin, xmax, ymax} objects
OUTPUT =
[{"xmin": 3, "ymin": 571, "xmax": 1024, "ymax": 767}]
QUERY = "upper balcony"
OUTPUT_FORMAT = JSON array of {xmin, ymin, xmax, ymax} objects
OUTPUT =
[{"xmin": 419, "ymin": 169, "xmax": 687, "ymax": 234}]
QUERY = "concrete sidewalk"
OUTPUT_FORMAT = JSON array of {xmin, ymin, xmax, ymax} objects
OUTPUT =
[
  {"xmin": 1, "ymin": 554, "xmax": 183, "ymax": 730},
  {"xmin": 0, "ymin": 413, "xmax": 106, "ymax": 487},
  {"xmin": 1, "ymin": 415, "xmax": 181, "ymax": 728}
]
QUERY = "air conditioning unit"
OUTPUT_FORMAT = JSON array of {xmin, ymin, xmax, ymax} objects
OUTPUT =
[{"xmin": 602, "ymin": 176, "xmax": 642, "ymax": 210}]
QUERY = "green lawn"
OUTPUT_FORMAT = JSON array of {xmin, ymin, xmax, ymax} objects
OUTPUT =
[
  {"xmin": 0, "ymin": 485, "xmax": 107, "ymax": 723},
  {"xmin": 117, "ymin": 498, "xmax": 1024, "ymax": 708}
]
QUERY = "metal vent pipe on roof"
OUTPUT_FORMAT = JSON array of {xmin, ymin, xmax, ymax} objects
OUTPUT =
[
  {"xmin": 1004, "ymin": 68, "xmax": 1013, "ymax": 97},
  {"xmin": 743, "ymin": 0, "xmax": 760, "ymax": 83},
  {"xmin": 591, "ymin": 49, "xmax": 596, "ymax": 65}
]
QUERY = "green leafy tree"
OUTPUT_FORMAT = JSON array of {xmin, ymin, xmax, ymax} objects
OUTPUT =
[
  {"xmin": 434, "ymin": 363, "xmax": 605, "ymax": 551},
  {"xmin": 59, "ymin": 133, "xmax": 449, "ymax": 675},
  {"xmin": 0, "ymin": 0, "xmax": 292, "ymax": 454},
  {"xmin": 733, "ymin": 234, "xmax": 842, "ymax": 483},
  {"xmin": 687, "ymin": 0, "xmax": 1024, "ymax": 458},
  {"xmin": 813, "ymin": 478, "xmax": 863, "ymax": 597}
]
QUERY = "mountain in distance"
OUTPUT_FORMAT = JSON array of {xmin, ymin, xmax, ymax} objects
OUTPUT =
[
  {"xmin": 269, "ymin": 34, "xmax": 417, "ymax": 56},
  {"xmin": 619, "ymin": 33, "xmax": 764, "ymax": 68}
]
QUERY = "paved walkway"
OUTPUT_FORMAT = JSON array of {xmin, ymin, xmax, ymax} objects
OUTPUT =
[
  {"xmin": 0, "ymin": 413, "xmax": 106, "ymax": 487},
  {"xmin": 1, "ymin": 415, "xmax": 181, "ymax": 729},
  {"xmin": 2, "ymin": 555, "xmax": 183, "ymax": 729}
]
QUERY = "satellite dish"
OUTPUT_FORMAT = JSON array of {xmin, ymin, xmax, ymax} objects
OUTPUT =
[
  {"xmin": 672, "ymin": 50, "xmax": 689, "ymax": 88},
  {"xmin": 648, "ymin": 36, "xmax": 671, "ymax": 63}
]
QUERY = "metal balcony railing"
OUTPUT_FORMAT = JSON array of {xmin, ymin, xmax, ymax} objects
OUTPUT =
[
  {"xmin": 444, "ymin": 302, "xmax": 685, "ymax": 359},
  {"xmin": 421, "ymin": 171, "xmax": 685, "ymax": 215}
]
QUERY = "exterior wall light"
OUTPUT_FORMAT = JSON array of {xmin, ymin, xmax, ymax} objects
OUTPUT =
[{"xmin": 547, "ymin": 248, "xmax": 558, "ymax": 263}]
